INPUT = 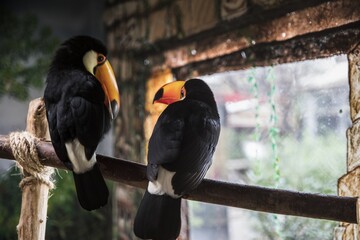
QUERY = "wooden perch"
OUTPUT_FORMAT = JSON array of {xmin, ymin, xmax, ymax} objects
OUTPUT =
[
  {"xmin": 0, "ymin": 134, "xmax": 357, "ymax": 224},
  {"xmin": 11, "ymin": 98, "xmax": 54, "ymax": 240}
]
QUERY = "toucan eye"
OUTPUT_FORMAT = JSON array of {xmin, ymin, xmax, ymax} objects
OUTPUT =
[
  {"xmin": 180, "ymin": 88, "xmax": 185, "ymax": 98},
  {"xmin": 97, "ymin": 54, "xmax": 106, "ymax": 64}
]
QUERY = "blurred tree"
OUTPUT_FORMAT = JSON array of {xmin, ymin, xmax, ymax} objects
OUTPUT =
[
  {"xmin": 0, "ymin": 168, "xmax": 113, "ymax": 239},
  {"xmin": 0, "ymin": 168, "xmax": 22, "ymax": 240},
  {"xmin": 0, "ymin": 7, "xmax": 58, "ymax": 100},
  {"xmin": 249, "ymin": 133, "xmax": 345, "ymax": 240},
  {"xmin": 46, "ymin": 170, "xmax": 113, "ymax": 240}
]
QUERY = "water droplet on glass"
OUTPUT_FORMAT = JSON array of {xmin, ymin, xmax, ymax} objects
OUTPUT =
[
  {"xmin": 241, "ymin": 51, "xmax": 247, "ymax": 59},
  {"xmin": 191, "ymin": 49, "xmax": 197, "ymax": 56},
  {"xmin": 144, "ymin": 59, "xmax": 150, "ymax": 65}
]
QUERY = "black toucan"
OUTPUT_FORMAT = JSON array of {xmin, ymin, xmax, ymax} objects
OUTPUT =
[
  {"xmin": 44, "ymin": 36, "xmax": 120, "ymax": 211},
  {"xmin": 134, "ymin": 79, "xmax": 220, "ymax": 240}
]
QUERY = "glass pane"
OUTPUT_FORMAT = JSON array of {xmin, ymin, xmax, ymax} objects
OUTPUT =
[{"xmin": 190, "ymin": 55, "xmax": 349, "ymax": 240}]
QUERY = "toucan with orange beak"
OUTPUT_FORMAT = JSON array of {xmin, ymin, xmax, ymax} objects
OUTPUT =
[
  {"xmin": 44, "ymin": 36, "xmax": 120, "ymax": 211},
  {"xmin": 134, "ymin": 79, "xmax": 220, "ymax": 239}
]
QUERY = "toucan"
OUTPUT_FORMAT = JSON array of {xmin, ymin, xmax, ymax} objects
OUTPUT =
[
  {"xmin": 134, "ymin": 79, "xmax": 220, "ymax": 240},
  {"xmin": 44, "ymin": 36, "xmax": 120, "ymax": 211}
]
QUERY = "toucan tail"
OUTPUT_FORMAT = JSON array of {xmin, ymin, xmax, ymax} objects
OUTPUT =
[
  {"xmin": 134, "ymin": 190, "xmax": 181, "ymax": 240},
  {"xmin": 72, "ymin": 163, "xmax": 109, "ymax": 211}
]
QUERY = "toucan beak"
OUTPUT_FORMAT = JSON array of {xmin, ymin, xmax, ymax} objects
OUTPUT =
[
  {"xmin": 95, "ymin": 60, "xmax": 120, "ymax": 119},
  {"xmin": 153, "ymin": 80, "xmax": 186, "ymax": 105}
]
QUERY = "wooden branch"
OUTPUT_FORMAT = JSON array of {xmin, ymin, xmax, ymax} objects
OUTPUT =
[{"xmin": 0, "ymin": 135, "xmax": 357, "ymax": 224}]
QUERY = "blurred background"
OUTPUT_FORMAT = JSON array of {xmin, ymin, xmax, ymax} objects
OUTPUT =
[
  {"xmin": 192, "ymin": 56, "xmax": 349, "ymax": 239},
  {"xmin": 0, "ymin": 0, "xmax": 351, "ymax": 239},
  {"xmin": 0, "ymin": 1, "xmax": 114, "ymax": 239}
]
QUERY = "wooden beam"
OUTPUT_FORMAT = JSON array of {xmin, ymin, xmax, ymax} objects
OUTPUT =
[
  {"xmin": 173, "ymin": 21, "xmax": 360, "ymax": 79},
  {"xmin": 109, "ymin": 0, "xmax": 360, "ymax": 72},
  {"xmin": 107, "ymin": 0, "xmax": 330, "ymax": 53},
  {"xmin": 0, "ymin": 135, "xmax": 357, "ymax": 224}
]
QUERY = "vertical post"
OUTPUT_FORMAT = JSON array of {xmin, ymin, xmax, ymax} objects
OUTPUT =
[
  {"xmin": 335, "ymin": 43, "xmax": 360, "ymax": 239},
  {"xmin": 16, "ymin": 98, "xmax": 53, "ymax": 240}
]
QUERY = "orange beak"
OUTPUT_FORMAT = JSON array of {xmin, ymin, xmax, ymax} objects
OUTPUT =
[
  {"xmin": 153, "ymin": 81, "xmax": 186, "ymax": 105},
  {"xmin": 95, "ymin": 60, "xmax": 120, "ymax": 119}
]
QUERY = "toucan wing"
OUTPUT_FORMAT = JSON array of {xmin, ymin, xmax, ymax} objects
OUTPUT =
[
  {"xmin": 46, "ymin": 72, "xmax": 109, "ymax": 165},
  {"xmin": 147, "ymin": 103, "xmax": 185, "ymax": 181},
  {"xmin": 170, "ymin": 101, "xmax": 220, "ymax": 195}
]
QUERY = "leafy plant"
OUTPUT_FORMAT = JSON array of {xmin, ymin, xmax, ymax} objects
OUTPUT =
[
  {"xmin": 0, "ymin": 168, "xmax": 22, "ymax": 240},
  {"xmin": 249, "ymin": 133, "xmax": 346, "ymax": 240},
  {"xmin": 0, "ymin": 7, "xmax": 58, "ymax": 100},
  {"xmin": 46, "ymin": 170, "xmax": 113, "ymax": 240},
  {"xmin": 0, "ymin": 168, "xmax": 113, "ymax": 239}
]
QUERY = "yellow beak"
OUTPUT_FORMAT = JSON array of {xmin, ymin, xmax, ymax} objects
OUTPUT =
[
  {"xmin": 153, "ymin": 81, "xmax": 186, "ymax": 105},
  {"xmin": 95, "ymin": 60, "xmax": 120, "ymax": 119}
]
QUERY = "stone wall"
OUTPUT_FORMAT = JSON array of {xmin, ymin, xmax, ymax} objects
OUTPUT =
[
  {"xmin": 104, "ymin": 0, "xmax": 360, "ymax": 239},
  {"xmin": 335, "ymin": 43, "xmax": 360, "ymax": 240}
]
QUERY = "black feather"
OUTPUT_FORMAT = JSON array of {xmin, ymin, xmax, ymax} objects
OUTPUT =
[
  {"xmin": 44, "ymin": 36, "xmax": 111, "ymax": 210},
  {"xmin": 73, "ymin": 163, "xmax": 109, "ymax": 211},
  {"xmin": 50, "ymin": 36, "xmax": 107, "ymax": 72},
  {"xmin": 134, "ymin": 79, "xmax": 220, "ymax": 239},
  {"xmin": 147, "ymin": 81, "xmax": 220, "ymax": 195},
  {"xmin": 134, "ymin": 190, "xmax": 181, "ymax": 240}
]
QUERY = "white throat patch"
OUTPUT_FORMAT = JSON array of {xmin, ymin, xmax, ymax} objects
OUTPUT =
[{"xmin": 82, "ymin": 50, "xmax": 98, "ymax": 75}]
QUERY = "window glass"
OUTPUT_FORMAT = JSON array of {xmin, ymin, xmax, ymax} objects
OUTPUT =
[{"xmin": 190, "ymin": 55, "xmax": 349, "ymax": 240}]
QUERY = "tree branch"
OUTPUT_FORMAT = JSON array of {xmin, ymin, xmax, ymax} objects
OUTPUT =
[{"xmin": 0, "ymin": 134, "xmax": 357, "ymax": 224}]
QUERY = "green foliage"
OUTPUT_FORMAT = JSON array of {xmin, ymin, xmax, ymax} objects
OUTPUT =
[
  {"xmin": 223, "ymin": 128, "xmax": 247, "ymax": 160},
  {"xmin": 0, "ymin": 168, "xmax": 22, "ymax": 240},
  {"xmin": 266, "ymin": 66, "xmax": 280, "ymax": 187},
  {"xmin": 247, "ymin": 68, "xmax": 260, "ymax": 143},
  {"xmin": 245, "ymin": 66, "xmax": 342, "ymax": 239},
  {"xmin": 0, "ymin": 168, "xmax": 113, "ymax": 239},
  {"xmin": 0, "ymin": 7, "xmax": 58, "ymax": 100},
  {"xmin": 249, "ymin": 133, "xmax": 346, "ymax": 240},
  {"xmin": 251, "ymin": 133, "xmax": 345, "ymax": 192},
  {"xmin": 255, "ymin": 212, "xmax": 335, "ymax": 240},
  {"xmin": 48, "ymin": 170, "xmax": 113, "ymax": 240},
  {"xmin": 189, "ymin": 202, "xmax": 227, "ymax": 228}
]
